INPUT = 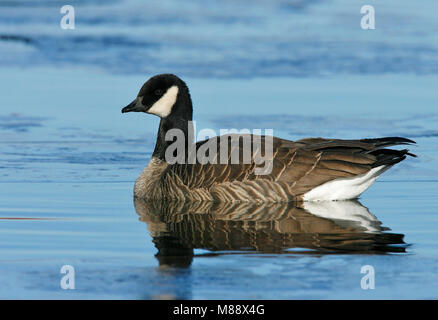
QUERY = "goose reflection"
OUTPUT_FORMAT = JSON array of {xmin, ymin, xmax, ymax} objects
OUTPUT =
[{"xmin": 134, "ymin": 199, "xmax": 406, "ymax": 268}]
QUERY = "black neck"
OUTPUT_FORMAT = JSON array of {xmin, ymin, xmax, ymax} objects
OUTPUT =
[{"xmin": 152, "ymin": 91, "xmax": 193, "ymax": 161}]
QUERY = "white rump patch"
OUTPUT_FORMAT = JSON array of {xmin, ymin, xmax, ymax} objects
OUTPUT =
[
  {"xmin": 303, "ymin": 165, "xmax": 390, "ymax": 201},
  {"xmin": 147, "ymin": 85, "xmax": 179, "ymax": 118}
]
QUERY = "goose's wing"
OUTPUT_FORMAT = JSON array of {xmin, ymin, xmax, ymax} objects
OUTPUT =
[
  {"xmin": 163, "ymin": 134, "xmax": 287, "ymax": 190},
  {"xmin": 163, "ymin": 134, "xmax": 415, "ymax": 198},
  {"xmin": 277, "ymin": 136, "xmax": 416, "ymax": 196}
]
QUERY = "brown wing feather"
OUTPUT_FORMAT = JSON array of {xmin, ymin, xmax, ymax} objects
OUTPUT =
[{"xmin": 163, "ymin": 134, "xmax": 415, "ymax": 198}]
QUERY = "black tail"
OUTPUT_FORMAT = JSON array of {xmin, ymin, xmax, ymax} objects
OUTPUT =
[
  {"xmin": 362, "ymin": 137, "xmax": 417, "ymax": 168},
  {"xmin": 361, "ymin": 136, "xmax": 416, "ymax": 148}
]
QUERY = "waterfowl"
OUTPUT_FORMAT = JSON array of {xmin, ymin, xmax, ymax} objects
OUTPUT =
[{"xmin": 122, "ymin": 74, "xmax": 416, "ymax": 202}]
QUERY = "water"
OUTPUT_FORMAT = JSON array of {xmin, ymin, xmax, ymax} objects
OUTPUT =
[
  {"xmin": 0, "ymin": 0, "xmax": 437, "ymax": 299},
  {"xmin": 2, "ymin": 0, "xmax": 438, "ymax": 77}
]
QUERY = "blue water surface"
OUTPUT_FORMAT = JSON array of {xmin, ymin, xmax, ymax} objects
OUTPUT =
[{"xmin": 0, "ymin": 0, "xmax": 437, "ymax": 299}]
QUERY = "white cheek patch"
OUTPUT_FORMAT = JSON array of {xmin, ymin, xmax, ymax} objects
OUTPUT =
[{"xmin": 147, "ymin": 85, "xmax": 179, "ymax": 118}]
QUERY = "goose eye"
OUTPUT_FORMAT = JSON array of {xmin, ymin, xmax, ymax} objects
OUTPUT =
[{"xmin": 154, "ymin": 89, "xmax": 163, "ymax": 96}]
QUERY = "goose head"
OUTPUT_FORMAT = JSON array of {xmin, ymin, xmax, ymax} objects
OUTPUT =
[{"xmin": 121, "ymin": 74, "xmax": 192, "ymax": 120}]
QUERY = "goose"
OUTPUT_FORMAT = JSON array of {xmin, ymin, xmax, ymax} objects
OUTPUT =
[{"xmin": 122, "ymin": 74, "xmax": 416, "ymax": 202}]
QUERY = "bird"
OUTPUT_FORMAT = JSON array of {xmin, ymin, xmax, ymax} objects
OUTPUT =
[{"xmin": 122, "ymin": 73, "xmax": 416, "ymax": 202}]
